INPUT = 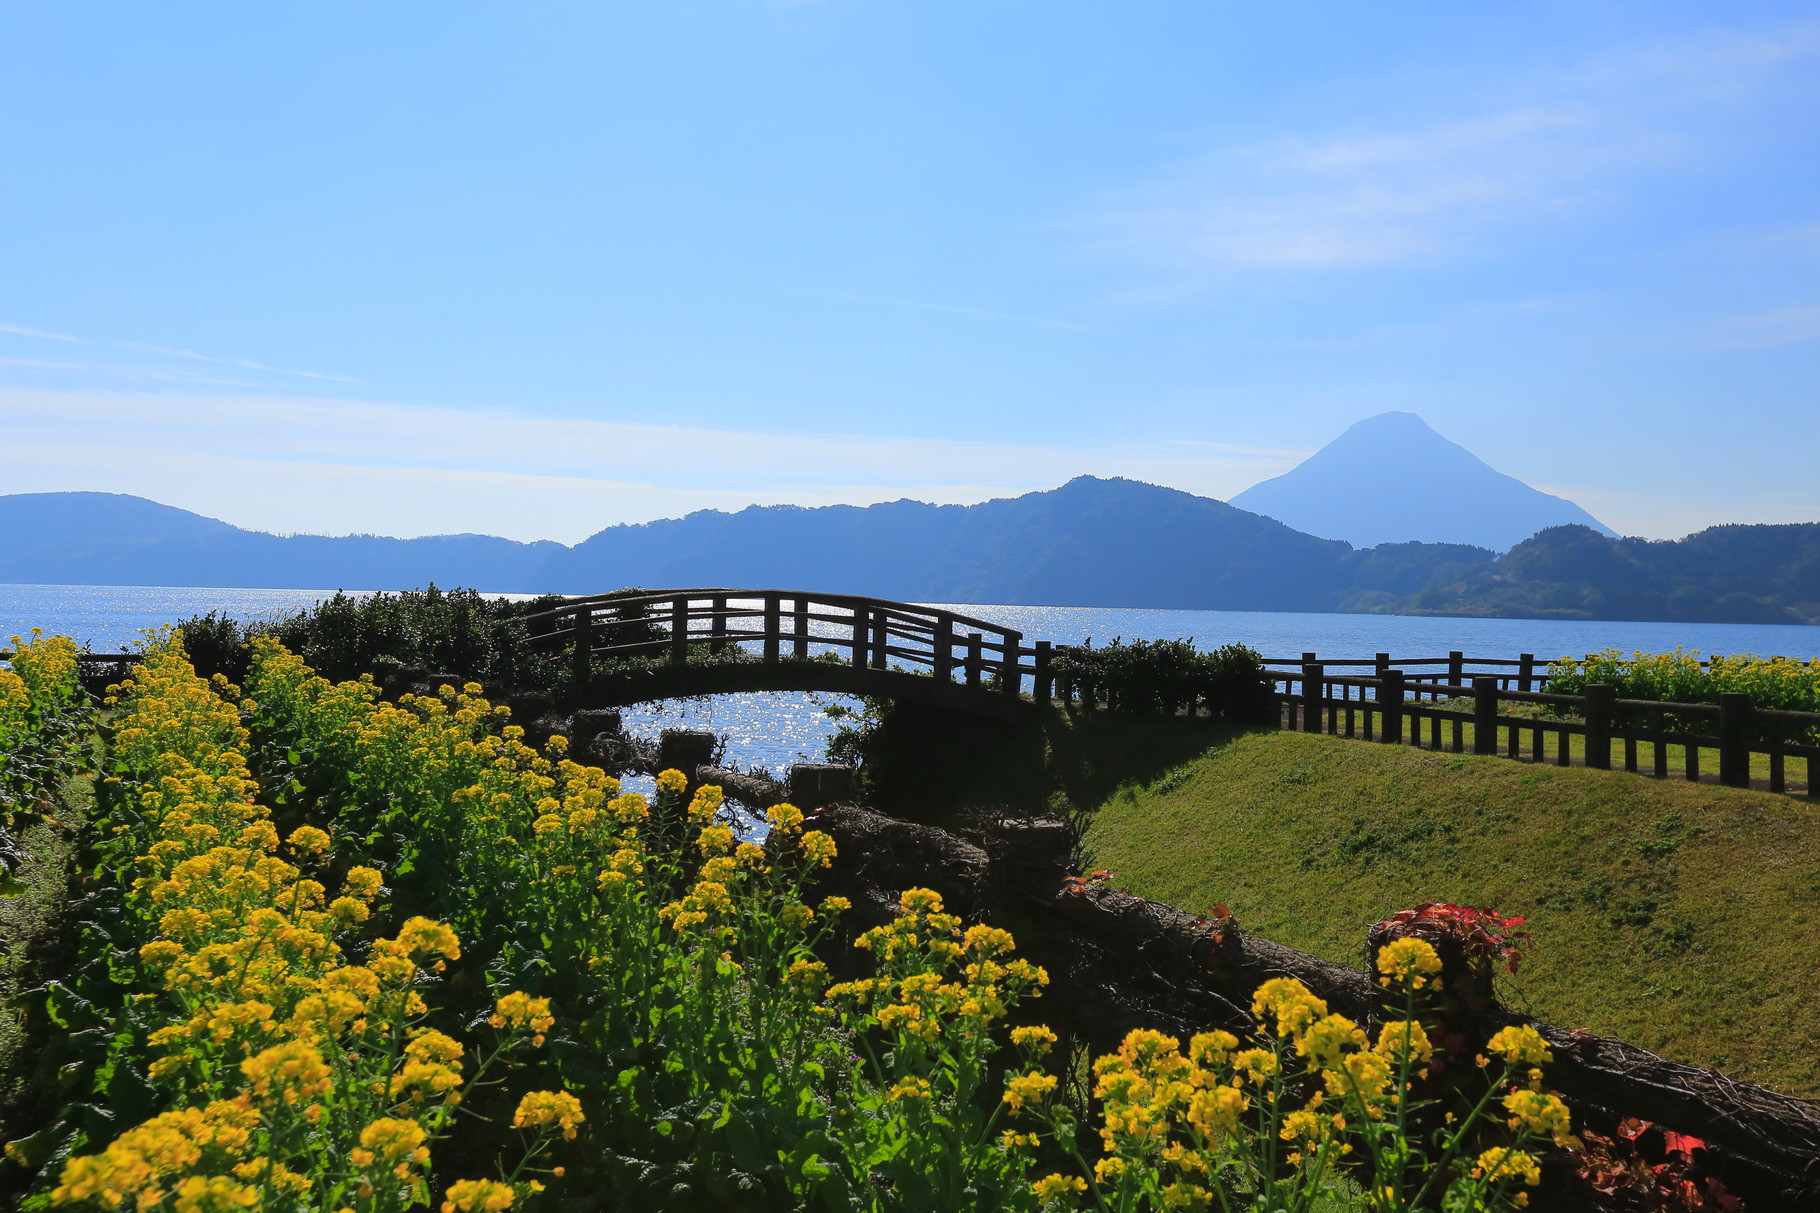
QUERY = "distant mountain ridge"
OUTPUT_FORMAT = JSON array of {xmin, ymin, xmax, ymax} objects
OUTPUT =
[
  {"xmin": 1230, "ymin": 412, "xmax": 1615, "ymax": 551},
  {"xmin": 1, "ymin": 486, "xmax": 1815, "ymax": 625}
]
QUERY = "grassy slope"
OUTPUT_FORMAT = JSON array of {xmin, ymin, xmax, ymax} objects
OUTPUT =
[{"xmin": 1080, "ymin": 729, "xmax": 1820, "ymax": 1096}]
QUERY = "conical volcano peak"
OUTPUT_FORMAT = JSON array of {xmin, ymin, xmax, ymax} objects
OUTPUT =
[
  {"xmin": 1228, "ymin": 412, "xmax": 1615, "ymax": 551},
  {"xmin": 1300, "ymin": 413, "xmax": 1493, "ymax": 470}
]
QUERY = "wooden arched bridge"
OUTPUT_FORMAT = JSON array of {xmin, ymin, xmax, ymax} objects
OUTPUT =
[{"xmin": 520, "ymin": 589, "xmax": 1053, "ymax": 722}]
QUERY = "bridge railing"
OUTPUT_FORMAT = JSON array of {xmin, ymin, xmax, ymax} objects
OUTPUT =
[{"xmin": 519, "ymin": 589, "xmax": 1056, "ymax": 701}]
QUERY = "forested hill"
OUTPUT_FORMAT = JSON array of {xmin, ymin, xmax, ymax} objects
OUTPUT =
[
  {"xmin": 1, "ymin": 487, "xmax": 1816, "ymax": 625},
  {"xmin": 557, "ymin": 475, "xmax": 1350, "ymax": 610},
  {"xmin": 1370, "ymin": 522, "xmax": 1820, "ymax": 625}
]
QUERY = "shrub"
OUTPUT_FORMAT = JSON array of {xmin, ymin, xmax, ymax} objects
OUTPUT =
[
  {"xmin": 1051, "ymin": 639, "xmax": 1274, "ymax": 722},
  {"xmin": 1546, "ymin": 648, "xmax": 1820, "ymax": 741}
]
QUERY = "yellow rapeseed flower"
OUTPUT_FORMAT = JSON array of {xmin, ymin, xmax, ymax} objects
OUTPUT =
[
  {"xmin": 1375, "ymin": 937, "xmax": 1443, "ymax": 989},
  {"xmin": 512, "ymin": 1090, "xmax": 586, "ymax": 1140}
]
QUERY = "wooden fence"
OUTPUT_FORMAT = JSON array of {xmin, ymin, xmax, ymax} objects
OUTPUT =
[{"xmin": 1261, "ymin": 653, "xmax": 1818, "ymax": 796}]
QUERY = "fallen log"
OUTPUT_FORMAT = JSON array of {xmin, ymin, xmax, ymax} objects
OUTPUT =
[{"xmin": 808, "ymin": 806, "xmax": 1820, "ymax": 1208}]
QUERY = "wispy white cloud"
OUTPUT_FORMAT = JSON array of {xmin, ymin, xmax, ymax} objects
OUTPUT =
[
  {"xmin": 1079, "ymin": 21, "xmax": 1820, "ymax": 277},
  {"xmin": 0, "ymin": 322, "xmax": 83, "ymax": 342},
  {"xmin": 115, "ymin": 342, "xmax": 360, "ymax": 382},
  {"xmin": 1708, "ymin": 303, "xmax": 1820, "ymax": 349},
  {"xmin": 0, "ymin": 319, "xmax": 357, "ymax": 383},
  {"xmin": 0, "ymin": 357, "xmax": 267, "ymax": 387},
  {"xmin": 0, "ymin": 388, "xmax": 1302, "ymax": 543}
]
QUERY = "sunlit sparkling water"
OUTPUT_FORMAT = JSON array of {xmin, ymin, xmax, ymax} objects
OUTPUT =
[{"xmin": 7, "ymin": 582, "xmax": 1818, "ymax": 778}]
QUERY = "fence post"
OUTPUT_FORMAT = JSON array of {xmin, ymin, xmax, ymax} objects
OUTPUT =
[
  {"xmin": 572, "ymin": 604, "xmax": 593, "ymax": 686},
  {"xmin": 1448, "ymin": 651, "xmax": 1463, "ymax": 692},
  {"xmin": 1472, "ymin": 676, "xmax": 1498, "ymax": 755},
  {"xmin": 1518, "ymin": 653, "xmax": 1536, "ymax": 693},
  {"xmin": 851, "ymin": 607, "xmax": 868, "ymax": 668},
  {"xmin": 670, "ymin": 597, "xmax": 689, "ymax": 664},
  {"xmin": 871, "ymin": 611, "xmax": 888, "ymax": 670},
  {"xmin": 1584, "ymin": 683, "xmax": 1614, "ymax": 771},
  {"xmin": 1033, "ymin": 640, "xmax": 1052, "ymax": 703},
  {"xmin": 1380, "ymin": 670, "xmax": 1405, "ymax": 743},
  {"xmin": 1375, "ymin": 652, "xmax": 1390, "ymax": 678},
  {"xmin": 793, "ymin": 599, "xmax": 810, "ymax": 659},
  {"xmin": 934, "ymin": 617, "xmax": 954, "ymax": 682},
  {"xmin": 966, "ymin": 634, "xmax": 983, "ymax": 688},
  {"xmin": 1301, "ymin": 662, "xmax": 1325, "ymax": 733},
  {"xmin": 1002, "ymin": 630, "xmax": 1023, "ymax": 696},
  {"xmin": 1719, "ymin": 692, "xmax": 1753, "ymax": 788}
]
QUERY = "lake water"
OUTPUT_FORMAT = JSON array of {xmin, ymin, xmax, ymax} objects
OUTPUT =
[{"xmin": 6, "ymin": 581, "xmax": 1818, "ymax": 776}]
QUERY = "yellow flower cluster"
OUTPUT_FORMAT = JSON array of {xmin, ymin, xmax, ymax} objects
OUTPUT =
[
  {"xmin": 8, "ymin": 628, "xmax": 79, "ymax": 704},
  {"xmin": 511, "ymin": 1091, "xmax": 585, "ymax": 1141},
  {"xmin": 441, "ymin": 1178, "xmax": 516, "ymax": 1212},
  {"xmin": 1030, "ymin": 937, "xmax": 1562, "ymax": 1210},
  {"xmin": 3, "ymin": 631, "xmax": 90, "ymax": 828},
  {"xmin": 1375, "ymin": 937, "xmax": 1446, "ymax": 990},
  {"xmin": 829, "ymin": 889, "xmax": 1047, "ymax": 1054},
  {"xmin": 52, "ymin": 641, "xmax": 554, "ymax": 1212}
]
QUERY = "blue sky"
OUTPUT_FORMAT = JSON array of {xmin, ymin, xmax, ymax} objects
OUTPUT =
[{"xmin": 2, "ymin": 1, "xmax": 1817, "ymax": 544}]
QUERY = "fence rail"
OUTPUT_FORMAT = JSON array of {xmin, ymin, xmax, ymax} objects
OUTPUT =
[{"xmin": 1271, "ymin": 656, "xmax": 1818, "ymax": 796}]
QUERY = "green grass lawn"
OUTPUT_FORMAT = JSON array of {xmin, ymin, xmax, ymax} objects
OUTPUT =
[{"xmin": 1079, "ymin": 728, "xmax": 1820, "ymax": 1097}]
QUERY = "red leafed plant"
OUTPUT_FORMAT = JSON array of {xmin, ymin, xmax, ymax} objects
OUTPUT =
[
  {"xmin": 1186, "ymin": 902, "xmax": 1237, "ymax": 946},
  {"xmin": 1057, "ymin": 868, "xmax": 1113, "ymax": 898},
  {"xmin": 1373, "ymin": 901, "xmax": 1530, "ymax": 975},
  {"xmin": 1574, "ymin": 1118, "xmax": 1743, "ymax": 1211}
]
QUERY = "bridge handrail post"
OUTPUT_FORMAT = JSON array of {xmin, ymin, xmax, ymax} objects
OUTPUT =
[
  {"xmin": 710, "ymin": 595, "xmax": 729, "ymax": 655},
  {"xmin": 851, "ymin": 606, "xmax": 868, "ymax": 668},
  {"xmin": 871, "ymin": 610, "xmax": 888, "ymax": 670},
  {"xmin": 934, "ymin": 617, "xmax": 954, "ymax": 681},
  {"xmin": 965, "ymin": 633, "xmax": 983, "ymax": 688},
  {"xmin": 792, "ymin": 598, "xmax": 810, "ymax": 659},
  {"xmin": 670, "ymin": 597, "xmax": 689, "ymax": 664},
  {"xmin": 1001, "ymin": 630, "xmax": 1023, "ymax": 696},
  {"xmin": 1034, "ymin": 640, "xmax": 1052, "ymax": 703},
  {"xmin": 763, "ymin": 593, "xmax": 780, "ymax": 663},
  {"xmin": 572, "ymin": 604, "xmax": 593, "ymax": 687}
]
